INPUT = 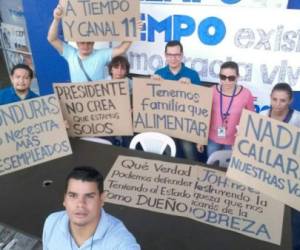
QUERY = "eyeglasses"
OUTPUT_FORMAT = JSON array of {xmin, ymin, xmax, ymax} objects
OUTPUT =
[
  {"xmin": 77, "ymin": 42, "xmax": 94, "ymax": 46},
  {"xmin": 219, "ymin": 74, "xmax": 237, "ymax": 82},
  {"xmin": 165, "ymin": 53, "xmax": 182, "ymax": 58}
]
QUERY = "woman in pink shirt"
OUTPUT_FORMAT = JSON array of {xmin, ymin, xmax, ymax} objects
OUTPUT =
[{"xmin": 197, "ymin": 61, "xmax": 254, "ymax": 157}]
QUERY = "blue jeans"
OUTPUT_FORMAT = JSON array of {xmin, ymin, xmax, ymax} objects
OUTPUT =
[
  {"xmin": 207, "ymin": 139, "xmax": 232, "ymax": 158},
  {"xmin": 177, "ymin": 139, "xmax": 199, "ymax": 161},
  {"xmin": 292, "ymin": 209, "xmax": 300, "ymax": 250}
]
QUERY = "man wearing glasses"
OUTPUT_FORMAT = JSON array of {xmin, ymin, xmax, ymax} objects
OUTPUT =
[
  {"xmin": 153, "ymin": 40, "xmax": 201, "ymax": 85},
  {"xmin": 152, "ymin": 40, "xmax": 201, "ymax": 161}
]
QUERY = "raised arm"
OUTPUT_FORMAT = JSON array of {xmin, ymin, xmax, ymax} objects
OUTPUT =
[
  {"xmin": 112, "ymin": 19, "xmax": 143, "ymax": 58},
  {"xmin": 112, "ymin": 41, "xmax": 132, "ymax": 58},
  {"xmin": 47, "ymin": 4, "xmax": 64, "ymax": 54}
]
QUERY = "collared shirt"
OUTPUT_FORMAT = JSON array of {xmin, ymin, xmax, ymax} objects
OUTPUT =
[
  {"xmin": 260, "ymin": 108, "xmax": 300, "ymax": 127},
  {"xmin": 62, "ymin": 43, "xmax": 112, "ymax": 83},
  {"xmin": 43, "ymin": 209, "xmax": 140, "ymax": 250},
  {"xmin": 155, "ymin": 63, "xmax": 201, "ymax": 85},
  {"xmin": 0, "ymin": 86, "xmax": 38, "ymax": 105}
]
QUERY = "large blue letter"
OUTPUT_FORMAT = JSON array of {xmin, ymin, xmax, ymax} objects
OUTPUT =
[
  {"xmin": 222, "ymin": 0, "xmax": 241, "ymax": 4},
  {"xmin": 198, "ymin": 17, "xmax": 226, "ymax": 46},
  {"xmin": 173, "ymin": 15, "xmax": 195, "ymax": 41},
  {"xmin": 147, "ymin": 15, "xmax": 172, "ymax": 42}
]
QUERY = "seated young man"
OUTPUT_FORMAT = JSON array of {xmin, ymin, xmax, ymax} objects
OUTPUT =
[
  {"xmin": 0, "ymin": 64, "xmax": 38, "ymax": 105},
  {"xmin": 43, "ymin": 166, "xmax": 140, "ymax": 250}
]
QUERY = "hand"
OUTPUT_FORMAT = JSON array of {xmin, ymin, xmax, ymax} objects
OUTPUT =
[
  {"xmin": 136, "ymin": 19, "xmax": 144, "ymax": 32},
  {"xmin": 179, "ymin": 77, "xmax": 191, "ymax": 84},
  {"xmin": 151, "ymin": 74, "xmax": 162, "ymax": 80},
  {"xmin": 196, "ymin": 144, "xmax": 204, "ymax": 153},
  {"xmin": 53, "ymin": 4, "xmax": 63, "ymax": 20},
  {"xmin": 64, "ymin": 120, "xmax": 70, "ymax": 129},
  {"xmin": 234, "ymin": 125, "xmax": 239, "ymax": 137}
]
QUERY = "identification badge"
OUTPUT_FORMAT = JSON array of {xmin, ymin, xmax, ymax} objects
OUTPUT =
[{"xmin": 217, "ymin": 127, "xmax": 226, "ymax": 137}]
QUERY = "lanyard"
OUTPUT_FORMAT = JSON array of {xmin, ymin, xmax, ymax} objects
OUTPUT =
[{"xmin": 220, "ymin": 85, "xmax": 237, "ymax": 125}]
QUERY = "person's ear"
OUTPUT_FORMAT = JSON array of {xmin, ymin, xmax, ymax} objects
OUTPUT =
[
  {"xmin": 63, "ymin": 193, "xmax": 67, "ymax": 208},
  {"xmin": 99, "ymin": 192, "xmax": 105, "ymax": 207}
]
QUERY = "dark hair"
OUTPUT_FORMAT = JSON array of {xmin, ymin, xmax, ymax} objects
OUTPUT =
[
  {"xmin": 271, "ymin": 82, "xmax": 293, "ymax": 100},
  {"xmin": 220, "ymin": 61, "xmax": 239, "ymax": 76},
  {"xmin": 10, "ymin": 64, "xmax": 34, "ymax": 79},
  {"xmin": 65, "ymin": 166, "xmax": 104, "ymax": 194},
  {"xmin": 108, "ymin": 56, "xmax": 130, "ymax": 77},
  {"xmin": 165, "ymin": 40, "xmax": 183, "ymax": 53}
]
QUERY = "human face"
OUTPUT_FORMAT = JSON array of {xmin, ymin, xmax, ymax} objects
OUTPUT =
[
  {"xmin": 76, "ymin": 42, "xmax": 94, "ymax": 57},
  {"xmin": 63, "ymin": 179, "xmax": 104, "ymax": 229},
  {"xmin": 219, "ymin": 68, "xmax": 238, "ymax": 88},
  {"xmin": 270, "ymin": 90, "xmax": 291, "ymax": 114},
  {"xmin": 165, "ymin": 45, "xmax": 183, "ymax": 71},
  {"xmin": 111, "ymin": 64, "xmax": 127, "ymax": 79},
  {"xmin": 10, "ymin": 68, "xmax": 31, "ymax": 94}
]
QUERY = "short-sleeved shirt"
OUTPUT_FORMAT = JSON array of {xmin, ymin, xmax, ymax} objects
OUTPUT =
[
  {"xmin": 155, "ymin": 63, "xmax": 201, "ymax": 85},
  {"xmin": 260, "ymin": 109, "xmax": 300, "ymax": 128},
  {"xmin": 0, "ymin": 86, "xmax": 38, "ymax": 105},
  {"xmin": 209, "ymin": 85, "xmax": 254, "ymax": 145},
  {"xmin": 43, "ymin": 209, "xmax": 140, "ymax": 250},
  {"xmin": 62, "ymin": 43, "xmax": 112, "ymax": 83}
]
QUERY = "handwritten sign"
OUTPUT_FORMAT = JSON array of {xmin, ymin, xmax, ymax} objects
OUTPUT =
[
  {"xmin": 132, "ymin": 78, "xmax": 212, "ymax": 144},
  {"xmin": 61, "ymin": 0, "xmax": 140, "ymax": 41},
  {"xmin": 227, "ymin": 110, "xmax": 300, "ymax": 212},
  {"xmin": 0, "ymin": 95, "xmax": 72, "ymax": 176},
  {"xmin": 54, "ymin": 80, "xmax": 133, "ymax": 137},
  {"xmin": 104, "ymin": 155, "xmax": 284, "ymax": 245}
]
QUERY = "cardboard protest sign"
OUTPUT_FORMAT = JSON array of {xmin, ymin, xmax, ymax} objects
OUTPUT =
[
  {"xmin": 0, "ymin": 95, "xmax": 72, "ymax": 176},
  {"xmin": 60, "ymin": 0, "xmax": 140, "ymax": 41},
  {"xmin": 132, "ymin": 78, "xmax": 212, "ymax": 144},
  {"xmin": 54, "ymin": 80, "xmax": 133, "ymax": 137},
  {"xmin": 227, "ymin": 110, "xmax": 300, "ymax": 212},
  {"xmin": 104, "ymin": 155, "xmax": 284, "ymax": 245}
]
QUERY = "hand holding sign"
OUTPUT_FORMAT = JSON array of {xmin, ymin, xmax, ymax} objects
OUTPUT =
[
  {"xmin": 0, "ymin": 95, "xmax": 72, "ymax": 176},
  {"xmin": 179, "ymin": 77, "xmax": 191, "ymax": 84},
  {"xmin": 151, "ymin": 74, "xmax": 163, "ymax": 81},
  {"xmin": 196, "ymin": 144, "xmax": 204, "ymax": 153},
  {"xmin": 53, "ymin": 4, "xmax": 63, "ymax": 20},
  {"xmin": 227, "ymin": 110, "xmax": 300, "ymax": 212},
  {"xmin": 54, "ymin": 80, "xmax": 133, "ymax": 137},
  {"xmin": 133, "ymin": 78, "xmax": 213, "ymax": 144}
]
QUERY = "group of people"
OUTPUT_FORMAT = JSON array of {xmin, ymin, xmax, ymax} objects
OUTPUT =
[{"xmin": 0, "ymin": 2, "xmax": 299, "ymax": 250}]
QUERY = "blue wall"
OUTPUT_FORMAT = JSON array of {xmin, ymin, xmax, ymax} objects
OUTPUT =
[
  {"xmin": 23, "ymin": 0, "xmax": 69, "ymax": 95},
  {"xmin": 23, "ymin": 0, "xmax": 300, "ymax": 108},
  {"xmin": 287, "ymin": 0, "xmax": 300, "ymax": 110},
  {"xmin": 288, "ymin": 0, "xmax": 300, "ymax": 9}
]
